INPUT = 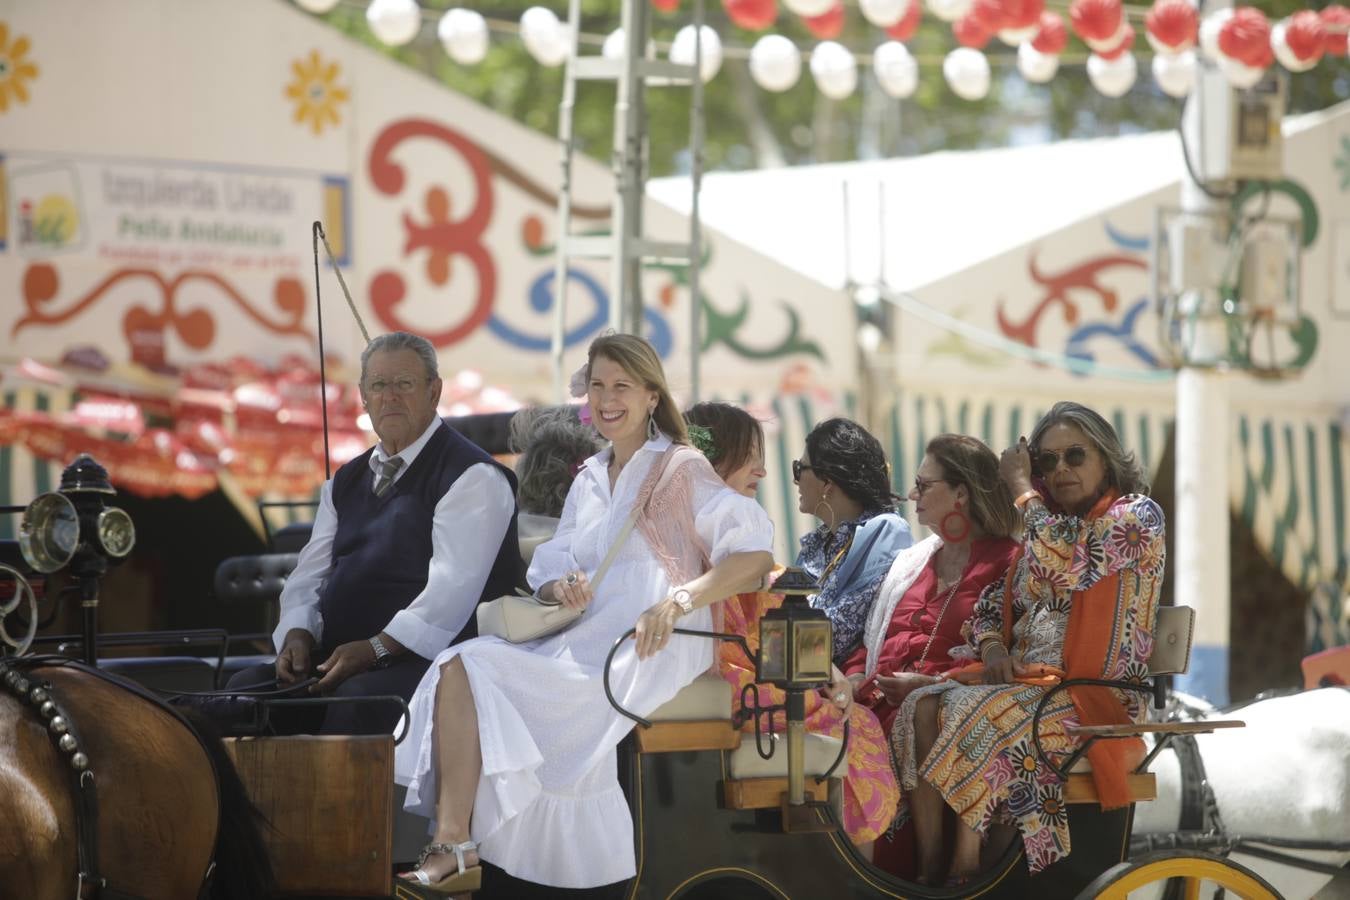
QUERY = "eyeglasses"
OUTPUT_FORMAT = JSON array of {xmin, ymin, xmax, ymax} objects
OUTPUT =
[
  {"xmin": 791, "ymin": 459, "xmax": 815, "ymax": 484},
  {"xmin": 363, "ymin": 377, "xmax": 423, "ymax": 395},
  {"xmin": 912, "ymin": 476, "xmax": 947, "ymax": 496},
  {"xmin": 1033, "ymin": 445, "xmax": 1090, "ymax": 476}
]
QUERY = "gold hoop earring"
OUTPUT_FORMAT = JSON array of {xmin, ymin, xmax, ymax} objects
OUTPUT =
[{"xmin": 814, "ymin": 497, "xmax": 836, "ymax": 528}]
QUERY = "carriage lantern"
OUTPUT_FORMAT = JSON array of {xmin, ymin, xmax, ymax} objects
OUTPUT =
[
  {"xmin": 756, "ymin": 566, "xmax": 833, "ymax": 811},
  {"xmin": 18, "ymin": 454, "xmax": 136, "ymax": 665}
]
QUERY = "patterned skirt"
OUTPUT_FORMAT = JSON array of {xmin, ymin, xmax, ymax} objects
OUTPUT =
[{"xmin": 890, "ymin": 681, "xmax": 1078, "ymax": 874}]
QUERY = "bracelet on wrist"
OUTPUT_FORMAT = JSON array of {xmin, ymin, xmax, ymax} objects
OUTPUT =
[{"xmin": 1013, "ymin": 489, "xmax": 1042, "ymax": 510}]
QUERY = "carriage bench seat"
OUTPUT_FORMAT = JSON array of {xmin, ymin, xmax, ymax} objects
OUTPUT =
[
  {"xmin": 636, "ymin": 672, "xmax": 741, "ymax": 753},
  {"xmin": 723, "ymin": 732, "xmax": 843, "ymax": 810}
]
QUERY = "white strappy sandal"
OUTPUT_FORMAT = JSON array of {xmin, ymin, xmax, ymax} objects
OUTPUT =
[{"xmin": 404, "ymin": 840, "xmax": 482, "ymax": 894}]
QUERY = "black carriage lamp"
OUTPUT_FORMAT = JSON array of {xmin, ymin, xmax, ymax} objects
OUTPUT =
[
  {"xmin": 756, "ymin": 566, "xmax": 834, "ymax": 809},
  {"xmin": 18, "ymin": 454, "xmax": 136, "ymax": 665}
]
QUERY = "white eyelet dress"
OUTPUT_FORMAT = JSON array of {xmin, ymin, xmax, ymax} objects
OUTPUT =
[{"xmin": 394, "ymin": 433, "xmax": 774, "ymax": 888}]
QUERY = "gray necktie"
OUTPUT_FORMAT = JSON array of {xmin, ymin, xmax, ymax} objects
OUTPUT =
[{"xmin": 373, "ymin": 456, "xmax": 404, "ymax": 497}]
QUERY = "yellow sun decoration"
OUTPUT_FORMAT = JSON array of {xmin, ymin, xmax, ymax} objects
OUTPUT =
[
  {"xmin": 285, "ymin": 49, "xmax": 349, "ymax": 136},
  {"xmin": 0, "ymin": 22, "xmax": 40, "ymax": 114}
]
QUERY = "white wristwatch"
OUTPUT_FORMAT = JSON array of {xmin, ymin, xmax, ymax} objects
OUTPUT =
[{"xmin": 672, "ymin": 588, "xmax": 695, "ymax": 616}]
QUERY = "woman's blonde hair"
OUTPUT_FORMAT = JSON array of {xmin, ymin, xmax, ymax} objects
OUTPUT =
[
  {"xmin": 586, "ymin": 334, "xmax": 689, "ymax": 445},
  {"xmin": 925, "ymin": 434, "xmax": 1020, "ymax": 539}
]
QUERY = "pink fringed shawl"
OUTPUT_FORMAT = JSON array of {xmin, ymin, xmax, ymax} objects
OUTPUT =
[{"xmin": 633, "ymin": 444, "xmax": 724, "ymax": 636}]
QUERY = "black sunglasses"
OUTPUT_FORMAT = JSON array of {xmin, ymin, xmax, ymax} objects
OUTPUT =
[
  {"xmin": 791, "ymin": 459, "xmax": 815, "ymax": 484},
  {"xmin": 1033, "ymin": 445, "xmax": 1090, "ymax": 476}
]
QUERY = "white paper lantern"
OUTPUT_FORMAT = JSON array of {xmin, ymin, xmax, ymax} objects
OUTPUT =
[
  {"xmin": 670, "ymin": 25, "xmax": 723, "ymax": 82},
  {"xmin": 749, "ymin": 34, "xmax": 803, "ymax": 92},
  {"xmin": 873, "ymin": 40, "xmax": 919, "ymax": 98},
  {"xmin": 999, "ymin": 24, "xmax": 1041, "ymax": 46},
  {"xmin": 1270, "ymin": 20, "xmax": 1319, "ymax": 73},
  {"xmin": 810, "ymin": 41, "xmax": 858, "ymax": 99},
  {"xmin": 521, "ymin": 6, "xmax": 570, "ymax": 67},
  {"xmin": 1016, "ymin": 42, "xmax": 1060, "ymax": 83},
  {"xmin": 1087, "ymin": 51, "xmax": 1137, "ymax": 96},
  {"xmin": 367, "ymin": 0, "xmax": 421, "ymax": 47},
  {"xmin": 1219, "ymin": 56, "xmax": 1265, "ymax": 89},
  {"xmin": 785, "ymin": 0, "xmax": 837, "ymax": 15},
  {"xmin": 860, "ymin": 0, "xmax": 910, "ymax": 28},
  {"xmin": 438, "ymin": 9, "xmax": 488, "ymax": 64},
  {"xmin": 927, "ymin": 0, "xmax": 974, "ymax": 24},
  {"xmin": 1151, "ymin": 49, "xmax": 1196, "ymax": 97},
  {"xmin": 943, "ymin": 47, "xmax": 991, "ymax": 100},
  {"xmin": 1198, "ymin": 8, "xmax": 1232, "ymax": 61},
  {"xmin": 295, "ymin": 0, "xmax": 341, "ymax": 13}
]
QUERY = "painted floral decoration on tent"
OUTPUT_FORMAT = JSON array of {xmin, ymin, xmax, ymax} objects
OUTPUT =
[
  {"xmin": 284, "ymin": 49, "xmax": 350, "ymax": 136},
  {"xmin": 0, "ymin": 22, "xmax": 40, "ymax": 114}
]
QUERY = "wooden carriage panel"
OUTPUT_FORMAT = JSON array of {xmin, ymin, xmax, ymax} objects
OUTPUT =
[
  {"xmin": 723, "ymin": 776, "xmax": 830, "ymax": 810},
  {"xmin": 635, "ymin": 720, "xmax": 741, "ymax": 753},
  {"xmin": 224, "ymin": 735, "xmax": 392, "ymax": 897},
  {"xmin": 1063, "ymin": 772, "xmax": 1157, "ymax": 804}
]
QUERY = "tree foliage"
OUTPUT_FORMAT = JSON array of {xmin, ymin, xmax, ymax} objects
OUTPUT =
[{"xmin": 318, "ymin": 0, "xmax": 1348, "ymax": 176}]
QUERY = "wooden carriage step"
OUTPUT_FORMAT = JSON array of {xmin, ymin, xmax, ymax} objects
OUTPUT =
[
  {"xmin": 724, "ymin": 776, "xmax": 830, "ymax": 810},
  {"xmin": 224, "ymin": 735, "xmax": 392, "ymax": 897},
  {"xmin": 1067, "ymin": 719, "xmax": 1245, "ymax": 738},
  {"xmin": 636, "ymin": 719, "xmax": 742, "ymax": 753},
  {"xmin": 1063, "ymin": 772, "xmax": 1157, "ymax": 804}
]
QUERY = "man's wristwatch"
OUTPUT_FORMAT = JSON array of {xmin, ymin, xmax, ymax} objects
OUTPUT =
[
  {"xmin": 369, "ymin": 635, "xmax": 394, "ymax": 669},
  {"xmin": 672, "ymin": 588, "xmax": 695, "ymax": 617}
]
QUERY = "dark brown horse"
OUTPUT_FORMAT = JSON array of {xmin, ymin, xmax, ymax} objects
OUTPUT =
[{"xmin": 0, "ymin": 660, "xmax": 273, "ymax": 900}]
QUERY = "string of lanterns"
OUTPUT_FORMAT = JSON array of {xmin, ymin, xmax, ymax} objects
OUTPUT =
[{"xmin": 292, "ymin": 0, "xmax": 1348, "ymax": 102}]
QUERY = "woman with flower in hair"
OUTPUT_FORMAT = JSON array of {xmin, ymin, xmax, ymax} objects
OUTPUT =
[
  {"xmin": 895, "ymin": 402, "xmax": 1165, "ymax": 885},
  {"xmin": 396, "ymin": 336, "xmax": 774, "ymax": 892},
  {"xmin": 684, "ymin": 401, "xmax": 900, "ymax": 852},
  {"xmin": 793, "ymin": 418, "xmax": 914, "ymax": 666}
]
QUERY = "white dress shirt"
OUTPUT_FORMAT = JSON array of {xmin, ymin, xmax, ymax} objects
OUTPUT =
[{"xmin": 273, "ymin": 417, "xmax": 514, "ymax": 660}]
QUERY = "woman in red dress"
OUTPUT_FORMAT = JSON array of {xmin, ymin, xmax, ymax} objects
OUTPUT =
[{"xmin": 842, "ymin": 434, "xmax": 1020, "ymax": 876}]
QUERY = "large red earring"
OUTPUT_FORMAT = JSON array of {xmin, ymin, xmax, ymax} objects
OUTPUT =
[{"xmin": 940, "ymin": 500, "xmax": 971, "ymax": 543}]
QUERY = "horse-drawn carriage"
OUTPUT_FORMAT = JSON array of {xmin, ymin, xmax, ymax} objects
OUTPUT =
[{"xmin": 0, "ymin": 453, "xmax": 1330, "ymax": 900}]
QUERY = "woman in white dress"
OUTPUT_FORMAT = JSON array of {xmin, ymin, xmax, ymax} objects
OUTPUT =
[{"xmin": 395, "ymin": 334, "xmax": 775, "ymax": 892}]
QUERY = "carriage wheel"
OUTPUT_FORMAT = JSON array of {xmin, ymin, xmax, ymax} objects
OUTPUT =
[{"xmin": 1075, "ymin": 850, "xmax": 1281, "ymax": 900}]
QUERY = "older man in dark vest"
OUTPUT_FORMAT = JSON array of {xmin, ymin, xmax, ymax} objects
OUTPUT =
[{"xmin": 228, "ymin": 331, "xmax": 520, "ymax": 734}]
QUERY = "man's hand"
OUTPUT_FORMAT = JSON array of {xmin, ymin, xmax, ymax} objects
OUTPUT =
[
  {"xmin": 313, "ymin": 639, "xmax": 377, "ymax": 693},
  {"xmin": 277, "ymin": 629, "xmax": 315, "ymax": 685},
  {"xmin": 875, "ymin": 672, "xmax": 939, "ymax": 705}
]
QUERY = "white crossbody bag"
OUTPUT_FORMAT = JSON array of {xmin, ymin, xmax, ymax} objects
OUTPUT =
[{"xmin": 476, "ymin": 503, "xmax": 640, "ymax": 643}]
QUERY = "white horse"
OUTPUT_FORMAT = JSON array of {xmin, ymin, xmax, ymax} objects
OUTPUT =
[{"xmin": 1131, "ymin": 687, "xmax": 1350, "ymax": 899}]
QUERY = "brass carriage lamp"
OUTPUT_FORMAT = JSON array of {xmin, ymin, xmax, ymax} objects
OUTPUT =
[
  {"xmin": 18, "ymin": 454, "xmax": 136, "ymax": 665},
  {"xmin": 757, "ymin": 566, "xmax": 833, "ymax": 808}
]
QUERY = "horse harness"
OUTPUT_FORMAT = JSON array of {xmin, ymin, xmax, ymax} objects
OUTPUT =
[{"xmin": 1, "ymin": 655, "xmax": 220, "ymax": 900}]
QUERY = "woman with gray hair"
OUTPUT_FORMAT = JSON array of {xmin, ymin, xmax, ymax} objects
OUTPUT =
[
  {"xmin": 894, "ymin": 401, "xmax": 1164, "ymax": 885},
  {"xmin": 508, "ymin": 405, "xmax": 604, "ymax": 565}
]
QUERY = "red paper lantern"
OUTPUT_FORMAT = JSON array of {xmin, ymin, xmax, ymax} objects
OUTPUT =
[
  {"xmin": 954, "ymin": 12, "xmax": 993, "ymax": 47},
  {"xmin": 1218, "ymin": 6, "xmax": 1272, "ymax": 68},
  {"xmin": 1004, "ymin": 0, "xmax": 1044, "ymax": 31},
  {"xmin": 970, "ymin": 0, "xmax": 1007, "ymax": 32},
  {"xmin": 802, "ymin": 1, "xmax": 845, "ymax": 39},
  {"xmin": 1284, "ymin": 10, "xmax": 1327, "ymax": 62},
  {"xmin": 651, "ymin": 0, "xmax": 680, "ymax": 12},
  {"xmin": 886, "ymin": 0, "xmax": 922, "ymax": 42},
  {"xmin": 1323, "ymin": 5, "xmax": 1349, "ymax": 56},
  {"xmin": 1031, "ymin": 10, "xmax": 1068, "ymax": 53},
  {"xmin": 1145, "ymin": 0, "xmax": 1197, "ymax": 51},
  {"xmin": 1098, "ymin": 21, "xmax": 1135, "ymax": 59},
  {"xmin": 1070, "ymin": 0, "xmax": 1123, "ymax": 44},
  {"xmin": 724, "ymin": 0, "xmax": 778, "ymax": 30}
]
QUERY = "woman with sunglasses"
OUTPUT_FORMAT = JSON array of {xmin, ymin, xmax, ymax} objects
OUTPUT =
[
  {"xmin": 686, "ymin": 402, "xmax": 900, "ymax": 852},
  {"xmin": 793, "ymin": 418, "xmax": 913, "ymax": 666},
  {"xmin": 894, "ymin": 402, "xmax": 1165, "ymax": 885},
  {"xmin": 838, "ymin": 434, "xmax": 1020, "ymax": 876}
]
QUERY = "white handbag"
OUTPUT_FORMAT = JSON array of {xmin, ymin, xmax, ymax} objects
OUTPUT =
[{"xmin": 476, "ymin": 504, "xmax": 640, "ymax": 643}]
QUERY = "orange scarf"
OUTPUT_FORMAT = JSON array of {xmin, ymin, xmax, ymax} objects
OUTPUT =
[{"xmin": 945, "ymin": 490, "xmax": 1141, "ymax": 809}]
